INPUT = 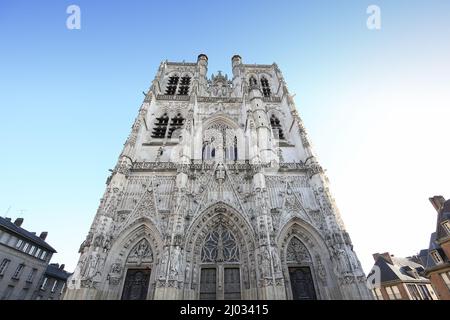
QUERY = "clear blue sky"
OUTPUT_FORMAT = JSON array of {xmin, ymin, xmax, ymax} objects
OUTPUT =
[{"xmin": 1, "ymin": 1, "xmax": 449, "ymax": 273}]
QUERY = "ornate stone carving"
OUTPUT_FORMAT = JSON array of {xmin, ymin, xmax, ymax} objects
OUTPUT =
[
  {"xmin": 201, "ymin": 224, "xmax": 239, "ymax": 263},
  {"xmin": 127, "ymin": 239, "xmax": 153, "ymax": 265},
  {"xmin": 286, "ymin": 237, "xmax": 312, "ymax": 264}
]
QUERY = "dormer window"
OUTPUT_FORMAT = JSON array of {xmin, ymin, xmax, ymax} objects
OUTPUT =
[
  {"xmin": 151, "ymin": 113, "xmax": 169, "ymax": 139},
  {"xmin": 261, "ymin": 77, "xmax": 271, "ymax": 97},
  {"xmin": 441, "ymin": 220, "xmax": 450, "ymax": 235},
  {"xmin": 430, "ymin": 250, "xmax": 443, "ymax": 265},
  {"xmin": 270, "ymin": 114, "xmax": 285, "ymax": 140}
]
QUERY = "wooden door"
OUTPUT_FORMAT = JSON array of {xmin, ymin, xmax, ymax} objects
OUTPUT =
[
  {"xmin": 200, "ymin": 268, "xmax": 217, "ymax": 300},
  {"xmin": 224, "ymin": 267, "xmax": 241, "ymax": 300},
  {"xmin": 121, "ymin": 269, "xmax": 151, "ymax": 300},
  {"xmin": 289, "ymin": 267, "xmax": 316, "ymax": 300}
]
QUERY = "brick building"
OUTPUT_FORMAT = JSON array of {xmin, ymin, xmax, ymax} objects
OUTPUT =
[
  {"xmin": 419, "ymin": 196, "xmax": 450, "ymax": 300},
  {"xmin": 369, "ymin": 252, "xmax": 438, "ymax": 300}
]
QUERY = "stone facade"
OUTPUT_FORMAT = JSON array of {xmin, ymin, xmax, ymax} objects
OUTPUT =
[
  {"xmin": 0, "ymin": 217, "xmax": 56, "ymax": 300},
  {"xmin": 64, "ymin": 55, "xmax": 371, "ymax": 300}
]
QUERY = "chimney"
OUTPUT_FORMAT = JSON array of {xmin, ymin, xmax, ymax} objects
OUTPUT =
[
  {"xmin": 39, "ymin": 232, "xmax": 48, "ymax": 241},
  {"xmin": 373, "ymin": 252, "xmax": 393, "ymax": 264},
  {"xmin": 14, "ymin": 218, "xmax": 24, "ymax": 227},
  {"xmin": 60, "ymin": 264, "xmax": 65, "ymax": 270},
  {"xmin": 429, "ymin": 196, "xmax": 446, "ymax": 213}
]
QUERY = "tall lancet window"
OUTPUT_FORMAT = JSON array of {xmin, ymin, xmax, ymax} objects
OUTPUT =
[
  {"xmin": 224, "ymin": 136, "xmax": 238, "ymax": 161},
  {"xmin": 261, "ymin": 77, "xmax": 271, "ymax": 97},
  {"xmin": 202, "ymin": 142, "xmax": 216, "ymax": 161},
  {"xmin": 270, "ymin": 114, "xmax": 285, "ymax": 140},
  {"xmin": 165, "ymin": 76, "xmax": 179, "ymax": 95},
  {"xmin": 151, "ymin": 113, "xmax": 169, "ymax": 138},
  {"xmin": 249, "ymin": 76, "xmax": 257, "ymax": 87}
]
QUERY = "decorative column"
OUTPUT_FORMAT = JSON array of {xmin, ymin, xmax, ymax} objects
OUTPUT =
[{"xmin": 252, "ymin": 165, "xmax": 286, "ymax": 299}]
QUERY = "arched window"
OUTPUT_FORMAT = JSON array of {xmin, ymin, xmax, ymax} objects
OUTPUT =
[
  {"xmin": 167, "ymin": 113, "xmax": 185, "ymax": 138},
  {"xmin": 249, "ymin": 76, "xmax": 257, "ymax": 87},
  {"xmin": 202, "ymin": 143, "xmax": 216, "ymax": 161},
  {"xmin": 151, "ymin": 113, "xmax": 169, "ymax": 138},
  {"xmin": 200, "ymin": 224, "xmax": 241, "ymax": 300},
  {"xmin": 165, "ymin": 76, "xmax": 179, "ymax": 95},
  {"xmin": 270, "ymin": 114, "xmax": 285, "ymax": 140},
  {"xmin": 224, "ymin": 136, "xmax": 238, "ymax": 161},
  {"xmin": 165, "ymin": 75, "xmax": 191, "ymax": 96},
  {"xmin": 178, "ymin": 76, "xmax": 191, "ymax": 95},
  {"xmin": 261, "ymin": 77, "xmax": 271, "ymax": 97}
]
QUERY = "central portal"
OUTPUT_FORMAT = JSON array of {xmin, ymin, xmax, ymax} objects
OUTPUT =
[
  {"xmin": 200, "ymin": 266, "xmax": 241, "ymax": 300},
  {"xmin": 199, "ymin": 223, "xmax": 241, "ymax": 300}
]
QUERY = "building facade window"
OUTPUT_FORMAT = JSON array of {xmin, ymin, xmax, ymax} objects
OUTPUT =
[
  {"xmin": 270, "ymin": 114, "xmax": 285, "ymax": 140},
  {"xmin": 34, "ymin": 248, "xmax": 41, "ymax": 258},
  {"xmin": 28, "ymin": 245, "xmax": 36, "ymax": 255},
  {"xmin": 60, "ymin": 282, "xmax": 66, "ymax": 295},
  {"xmin": 151, "ymin": 113, "xmax": 169, "ymax": 139},
  {"xmin": 26, "ymin": 268, "xmax": 37, "ymax": 283},
  {"xmin": 40, "ymin": 251, "xmax": 47, "ymax": 260},
  {"xmin": 22, "ymin": 242, "xmax": 29, "ymax": 253},
  {"xmin": 165, "ymin": 75, "xmax": 191, "ymax": 96},
  {"xmin": 385, "ymin": 285, "xmax": 401, "ymax": 300},
  {"xmin": 51, "ymin": 280, "xmax": 58, "ymax": 293},
  {"xmin": 167, "ymin": 113, "xmax": 185, "ymax": 139},
  {"xmin": 406, "ymin": 284, "xmax": 422, "ymax": 300},
  {"xmin": 165, "ymin": 76, "xmax": 179, "ymax": 95},
  {"xmin": 177, "ymin": 76, "xmax": 191, "ymax": 95},
  {"xmin": 0, "ymin": 258, "xmax": 10, "ymax": 276},
  {"xmin": 16, "ymin": 239, "xmax": 23, "ymax": 249},
  {"xmin": 430, "ymin": 250, "xmax": 443, "ymax": 265},
  {"xmin": 202, "ymin": 143, "xmax": 216, "ymax": 161},
  {"xmin": 440, "ymin": 272, "xmax": 450, "ymax": 290},
  {"xmin": 373, "ymin": 288, "xmax": 383, "ymax": 300},
  {"xmin": 260, "ymin": 77, "xmax": 271, "ymax": 97},
  {"xmin": 12, "ymin": 264, "xmax": 25, "ymax": 280},
  {"xmin": 417, "ymin": 284, "xmax": 432, "ymax": 300},
  {"xmin": 40, "ymin": 277, "xmax": 48, "ymax": 290},
  {"xmin": 441, "ymin": 220, "xmax": 450, "ymax": 235}
]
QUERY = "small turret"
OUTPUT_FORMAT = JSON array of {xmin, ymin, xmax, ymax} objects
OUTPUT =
[
  {"xmin": 197, "ymin": 53, "xmax": 208, "ymax": 78},
  {"xmin": 232, "ymin": 54, "xmax": 242, "ymax": 78}
]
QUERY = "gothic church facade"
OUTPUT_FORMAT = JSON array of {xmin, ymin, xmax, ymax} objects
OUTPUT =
[{"xmin": 64, "ymin": 55, "xmax": 371, "ymax": 300}]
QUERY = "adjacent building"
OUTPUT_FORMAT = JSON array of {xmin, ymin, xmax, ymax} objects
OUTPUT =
[
  {"xmin": 0, "ymin": 216, "xmax": 69, "ymax": 300},
  {"xmin": 65, "ymin": 54, "xmax": 371, "ymax": 300},
  {"xmin": 369, "ymin": 252, "xmax": 438, "ymax": 300},
  {"xmin": 418, "ymin": 196, "xmax": 450, "ymax": 300},
  {"xmin": 34, "ymin": 263, "xmax": 71, "ymax": 300}
]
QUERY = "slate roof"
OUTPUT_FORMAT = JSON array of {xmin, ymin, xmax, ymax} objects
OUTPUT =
[
  {"xmin": 422, "ymin": 198, "xmax": 450, "ymax": 272},
  {"xmin": 0, "ymin": 216, "xmax": 56, "ymax": 253},
  {"xmin": 371, "ymin": 254, "xmax": 429, "ymax": 283},
  {"xmin": 45, "ymin": 264, "xmax": 72, "ymax": 280}
]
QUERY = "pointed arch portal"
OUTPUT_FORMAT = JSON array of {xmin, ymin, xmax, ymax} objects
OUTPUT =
[{"xmin": 184, "ymin": 202, "xmax": 257, "ymax": 300}]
